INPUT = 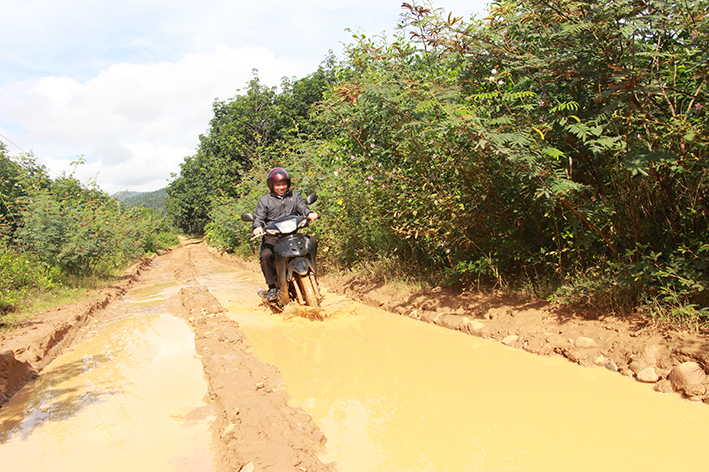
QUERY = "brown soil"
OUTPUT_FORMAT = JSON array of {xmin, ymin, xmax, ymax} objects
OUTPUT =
[{"xmin": 2, "ymin": 237, "xmax": 709, "ymax": 469}]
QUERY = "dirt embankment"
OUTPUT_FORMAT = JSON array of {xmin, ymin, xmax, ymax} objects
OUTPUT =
[
  {"xmin": 324, "ymin": 274, "xmax": 709, "ymax": 402},
  {"xmin": 163, "ymin": 240, "xmax": 332, "ymax": 470},
  {"xmin": 0, "ymin": 258, "xmax": 152, "ymax": 406},
  {"xmin": 171, "ymin": 285, "xmax": 332, "ymax": 472}
]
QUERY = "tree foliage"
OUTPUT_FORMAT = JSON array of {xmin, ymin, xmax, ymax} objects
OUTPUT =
[
  {"xmin": 168, "ymin": 0, "xmax": 709, "ymax": 322},
  {"xmin": 166, "ymin": 63, "xmax": 337, "ymax": 234},
  {"xmin": 1, "ymin": 148, "xmax": 178, "ymax": 317}
]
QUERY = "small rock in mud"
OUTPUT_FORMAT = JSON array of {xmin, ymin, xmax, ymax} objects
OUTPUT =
[
  {"xmin": 654, "ymin": 379, "xmax": 673, "ymax": 394},
  {"xmin": 575, "ymin": 337, "xmax": 596, "ymax": 348},
  {"xmin": 462, "ymin": 318, "xmax": 485, "ymax": 333},
  {"xmin": 594, "ymin": 354, "xmax": 608, "ymax": 366},
  {"xmin": 239, "ymin": 462, "xmax": 255, "ymax": 472},
  {"xmin": 669, "ymin": 362, "xmax": 707, "ymax": 397},
  {"xmin": 502, "ymin": 335, "xmax": 519, "ymax": 346},
  {"xmin": 636, "ymin": 367, "xmax": 659, "ymax": 383},
  {"xmin": 628, "ymin": 360, "xmax": 643, "ymax": 374},
  {"xmin": 605, "ymin": 359, "xmax": 619, "ymax": 372}
]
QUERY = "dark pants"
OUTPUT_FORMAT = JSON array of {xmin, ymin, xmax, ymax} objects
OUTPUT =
[{"xmin": 260, "ymin": 235, "xmax": 318, "ymax": 287}]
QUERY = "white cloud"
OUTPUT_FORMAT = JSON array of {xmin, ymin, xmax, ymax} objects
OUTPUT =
[
  {"xmin": 0, "ymin": 0, "xmax": 490, "ymax": 194},
  {"xmin": 0, "ymin": 45, "xmax": 316, "ymax": 193}
]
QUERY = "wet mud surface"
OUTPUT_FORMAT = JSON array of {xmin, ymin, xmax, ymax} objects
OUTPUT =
[{"xmin": 1, "ymin": 237, "xmax": 709, "ymax": 471}]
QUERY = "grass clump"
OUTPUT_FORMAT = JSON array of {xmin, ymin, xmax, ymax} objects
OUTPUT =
[{"xmin": 0, "ymin": 248, "xmax": 59, "ymax": 326}]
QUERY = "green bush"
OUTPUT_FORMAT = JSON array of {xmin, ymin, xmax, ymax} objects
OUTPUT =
[
  {"xmin": 13, "ymin": 179, "xmax": 179, "ymax": 276},
  {"xmin": 0, "ymin": 248, "xmax": 57, "ymax": 317},
  {"xmin": 205, "ymin": 197, "xmax": 249, "ymax": 253}
]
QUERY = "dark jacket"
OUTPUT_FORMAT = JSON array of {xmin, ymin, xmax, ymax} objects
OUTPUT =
[{"xmin": 252, "ymin": 190, "xmax": 312, "ymax": 231}]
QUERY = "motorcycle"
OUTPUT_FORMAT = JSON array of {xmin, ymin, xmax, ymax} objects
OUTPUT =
[{"xmin": 241, "ymin": 194, "xmax": 321, "ymax": 310}]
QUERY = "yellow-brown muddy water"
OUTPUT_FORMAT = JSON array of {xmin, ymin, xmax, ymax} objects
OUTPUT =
[
  {"xmin": 218, "ymin": 279, "xmax": 709, "ymax": 472},
  {"xmin": 2, "ymin": 257, "xmax": 708, "ymax": 472},
  {"xmin": 0, "ymin": 287, "xmax": 213, "ymax": 472}
]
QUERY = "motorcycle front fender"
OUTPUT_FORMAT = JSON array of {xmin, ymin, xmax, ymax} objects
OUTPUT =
[
  {"xmin": 287, "ymin": 256, "xmax": 314, "ymax": 279},
  {"xmin": 274, "ymin": 233, "xmax": 314, "ymax": 258}
]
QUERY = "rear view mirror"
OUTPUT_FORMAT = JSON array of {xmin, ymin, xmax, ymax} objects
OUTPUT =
[
  {"xmin": 241, "ymin": 213, "xmax": 255, "ymax": 222},
  {"xmin": 306, "ymin": 193, "xmax": 318, "ymax": 205}
]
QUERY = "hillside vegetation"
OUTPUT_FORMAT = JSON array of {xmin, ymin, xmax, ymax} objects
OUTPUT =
[
  {"xmin": 165, "ymin": 0, "xmax": 709, "ymax": 330},
  {"xmin": 117, "ymin": 188, "xmax": 168, "ymax": 214}
]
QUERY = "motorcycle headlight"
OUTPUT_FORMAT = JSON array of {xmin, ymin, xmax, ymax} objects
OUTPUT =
[{"xmin": 275, "ymin": 218, "xmax": 298, "ymax": 234}]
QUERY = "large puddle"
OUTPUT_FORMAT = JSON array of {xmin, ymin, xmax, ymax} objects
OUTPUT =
[
  {"xmin": 208, "ymin": 276, "xmax": 709, "ymax": 471},
  {"xmin": 0, "ymin": 285, "xmax": 213, "ymax": 472}
]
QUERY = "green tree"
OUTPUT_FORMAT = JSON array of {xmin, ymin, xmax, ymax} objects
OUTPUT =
[{"xmin": 167, "ymin": 63, "xmax": 337, "ymax": 234}]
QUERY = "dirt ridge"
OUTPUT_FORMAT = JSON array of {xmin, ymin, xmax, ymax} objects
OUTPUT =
[{"xmin": 170, "ymin": 284, "xmax": 333, "ymax": 472}]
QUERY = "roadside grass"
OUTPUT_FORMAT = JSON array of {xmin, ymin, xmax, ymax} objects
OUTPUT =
[
  {"xmin": 1, "ymin": 230, "xmax": 180, "ymax": 330},
  {"xmin": 323, "ymin": 253, "xmax": 430, "ymax": 293},
  {"xmin": 639, "ymin": 295, "xmax": 709, "ymax": 334},
  {"xmin": 0, "ymin": 286, "xmax": 95, "ymax": 329},
  {"xmin": 0, "ymin": 263, "xmax": 138, "ymax": 330}
]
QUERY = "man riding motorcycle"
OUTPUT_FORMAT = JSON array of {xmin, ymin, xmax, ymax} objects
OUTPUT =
[{"xmin": 252, "ymin": 167, "xmax": 319, "ymax": 301}]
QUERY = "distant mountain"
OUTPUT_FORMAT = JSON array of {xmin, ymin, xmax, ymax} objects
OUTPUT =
[
  {"xmin": 112, "ymin": 190, "xmax": 142, "ymax": 202},
  {"xmin": 113, "ymin": 188, "xmax": 168, "ymax": 214}
]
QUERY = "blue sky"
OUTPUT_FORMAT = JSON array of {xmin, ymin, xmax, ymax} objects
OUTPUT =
[{"xmin": 0, "ymin": 0, "xmax": 490, "ymax": 193}]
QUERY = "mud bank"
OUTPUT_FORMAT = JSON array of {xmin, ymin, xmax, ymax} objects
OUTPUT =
[
  {"xmin": 325, "ymin": 274, "xmax": 709, "ymax": 403},
  {"xmin": 171, "ymin": 285, "xmax": 332, "ymax": 471}
]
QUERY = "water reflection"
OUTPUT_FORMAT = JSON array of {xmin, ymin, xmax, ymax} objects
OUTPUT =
[
  {"xmin": 0, "ymin": 354, "xmax": 114, "ymax": 445},
  {"xmin": 0, "ymin": 314, "xmax": 212, "ymax": 472}
]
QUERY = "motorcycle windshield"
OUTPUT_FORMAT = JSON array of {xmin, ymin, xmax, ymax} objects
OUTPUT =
[{"xmin": 272, "ymin": 217, "xmax": 298, "ymax": 234}]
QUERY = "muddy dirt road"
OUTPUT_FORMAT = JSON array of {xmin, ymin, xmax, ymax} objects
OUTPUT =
[
  {"xmin": 1, "ymin": 238, "xmax": 709, "ymax": 471},
  {"xmin": 1, "ymin": 239, "xmax": 333, "ymax": 472}
]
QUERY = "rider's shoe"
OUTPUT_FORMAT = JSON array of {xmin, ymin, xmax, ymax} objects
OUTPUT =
[{"xmin": 266, "ymin": 287, "xmax": 278, "ymax": 301}]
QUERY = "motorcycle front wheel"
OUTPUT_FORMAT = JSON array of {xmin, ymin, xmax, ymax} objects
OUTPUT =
[{"xmin": 295, "ymin": 273, "xmax": 319, "ymax": 307}]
